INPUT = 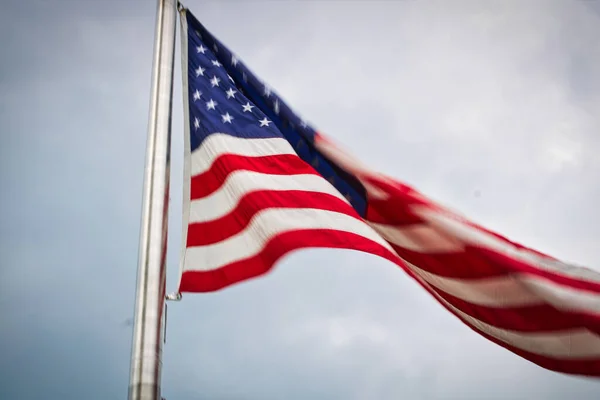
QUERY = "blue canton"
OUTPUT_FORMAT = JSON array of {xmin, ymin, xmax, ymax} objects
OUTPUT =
[{"xmin": 184, "ymin": 10, "xmax": 368, "ymax": 217}]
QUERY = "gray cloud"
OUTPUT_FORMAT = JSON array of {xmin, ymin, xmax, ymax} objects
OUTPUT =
[{"xmin": 1, "ymin": 0, "xmax": 599, "ymax": 399}]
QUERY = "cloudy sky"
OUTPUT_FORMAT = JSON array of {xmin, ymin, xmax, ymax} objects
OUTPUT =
[{"xmin": 1, "ymin": 0, "xmax": 600, "ymax": 399}]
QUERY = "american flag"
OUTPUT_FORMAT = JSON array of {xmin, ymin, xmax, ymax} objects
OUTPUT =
[{"xmin": 178, "ymin": 7, "xmax": 600, "ymax": 377}]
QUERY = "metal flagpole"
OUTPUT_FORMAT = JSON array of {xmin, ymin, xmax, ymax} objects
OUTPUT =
[{"xmin": 128, "ymin": 0, "xmax": 177, "ymax": 399}]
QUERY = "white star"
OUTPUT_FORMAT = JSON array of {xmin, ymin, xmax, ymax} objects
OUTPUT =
[
  {"xmin": 263, "ymin": 85, "xmax": 271, "ymax": 97},
  {"xmin": 259, "ymin": 117, "xmax": 271, "ymax": 127},
  {"xmin": 210, "ymin": 75, "xmax": 221, "ymax": 87},
  {"xmin": 221, "ymin": 112, "xmax": 233, "ymax": 124},
  {"xmin": 225, "ymin": 88, "xmax": 237, "ymax": 99},
  {"xmin": 211, "ymin": 60, "xmax": 222, "ymax": 67},
  {"xmin": 193, "ymin": 117, "xmax": 200, "ymax": 130},
  {"xmin": 242, "ymin": 102, "xmax": 254, "ymax": 112},
  {"xmin": 193, "ymin": 89, "xmax": 201, "ymax": 101},
  {"xmin": 242, "ymin": 72, "xmax": 248, "ymax": 82},
  {"xmin": 213, "ymin": 43, "xmax": 219, "ymax": 52},
  {"xmin": 300, "ymin": 119, "xmax": 308, "ymax": 128},
  {"xmin": 273, "ymin": 99, "xmax": 280, "ymax": 114},
  {"xmin": 231, "ymin": 54, "xmax": 239, "ymax": 67},
  {"xmin": 206, "ymin": 99, "xmax": 217, "ymax": 110},
  {"xmin": 227, "ymin": 74, "xmax": 234, "ymax": 83},
  {"xmin": 196, "ymin": 45, "xmax": 206, "ymax": 54},
  {"xmin": 195, "ymin": 66, "xmax": 205, "ymax": 77}
]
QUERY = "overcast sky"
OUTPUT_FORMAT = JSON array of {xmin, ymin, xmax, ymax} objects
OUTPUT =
[{"xmin": 1, "ymin": 0, "xmax": 599, "ymax": 399}]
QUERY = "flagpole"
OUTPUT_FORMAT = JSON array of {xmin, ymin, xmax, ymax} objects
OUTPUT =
[{"xmin": 128, "ymin": 0, "xmax": 177, "ymax": 399}]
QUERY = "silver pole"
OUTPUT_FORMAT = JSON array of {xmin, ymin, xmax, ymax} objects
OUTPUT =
[{"xmin": 128, "ymin": 0, "xmax": 177, "ymax": 399}]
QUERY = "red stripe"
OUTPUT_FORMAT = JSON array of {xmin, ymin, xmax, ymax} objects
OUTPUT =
[
  {"xmin": 462, "ymin": 316, "xmax": 600, "ymax": 377},
  {"xmin": 187, "ymin": 190, "xmax": 356, "ymax": 246},
  {"xmin": 427, "ymin": 283, "xmax": 600, "ymax": 333},
  {"xmin": 366, "ymin": 199, "xmax": 425, "ymax": 225},
  {"xmin": 391, "ymin": 244, "xmax": 507, "ymax": 279},
  {"xmin": 480, "ymin": 247, "xmax": 600, "ymax": 293},
  {"xmin": 190, "ymin": 153, "xmax": 316, "ymax": 200},
  {"xmin": 362, "ymin": 175, "xmax": 433, "ymax": 225}
]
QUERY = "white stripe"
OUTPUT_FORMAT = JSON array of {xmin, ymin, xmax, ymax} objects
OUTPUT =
[
  {"xmin": 362, "ymin": 181, "xmax": 390, "ymax": 200},
  {"xmin": 191, "ymin": 134, "xmax": 297, "ymax": 176},
  {"xmin": 457, "ymin": 306, "xmax": 600, "ymax": 359},
  {"xmin": 370, "ymin": 223, "xmax": 464, "ymax": 253},
  {"xmin": 184, "ymin": 207, "xmax": 395, "ymax": 272},
  {"xmin": 522, "ymin": 276, "xmax": 600, "ymax": 316},
  {"xmin": 417, "ymin": 207, "xmax": 600, "ymax": 285},
  {"xmin": 408, "ymin": 264, "xmax": 600, "ymax": 359},
  {"xmin": 407, "ymin": 262, "xmax": 600, "ymax": 312},
  {"xmin": 189, "ymin": 171, "xmax": 350, "ymax": 224},
  {"xmin": 409, "ymin": 266, "xmax": 541, "ymax": 307}
]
